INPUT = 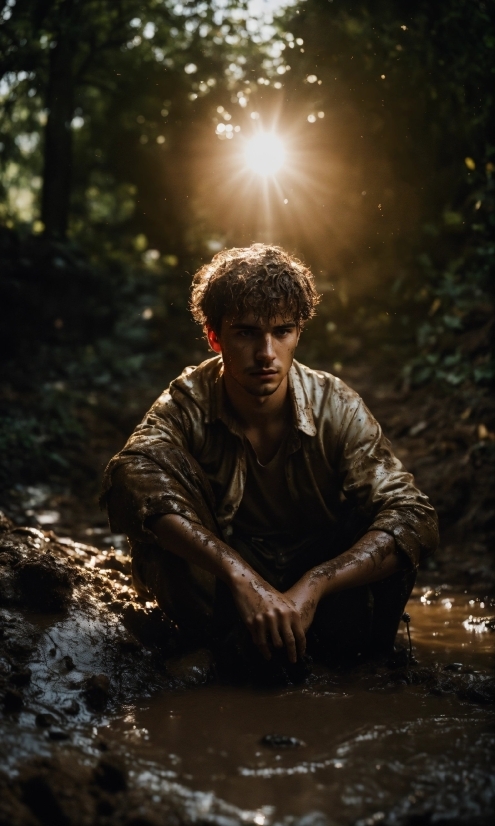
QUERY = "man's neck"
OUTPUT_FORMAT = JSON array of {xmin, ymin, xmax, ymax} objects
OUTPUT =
[{"xmin": 222, "ymin": 371, "xmax": 292, "ymax": 431}]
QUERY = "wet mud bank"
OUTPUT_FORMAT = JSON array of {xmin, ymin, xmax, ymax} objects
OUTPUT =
[{"xmin": 1, "ymin": 513, "xmax": 494, "ymax": 826}]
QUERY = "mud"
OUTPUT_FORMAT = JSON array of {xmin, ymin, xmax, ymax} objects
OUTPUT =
[
  {"xmin": 0, "ymin": 362, "xmax": 494, "ymax": 826},
  {"xmin": 0, "ymin": 510, "xmax": 494, "ymax": 826}
]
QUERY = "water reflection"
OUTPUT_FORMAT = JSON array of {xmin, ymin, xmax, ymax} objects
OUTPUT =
[{"xmin": 104, "ymin": 588, "xmax": 494, "ymax": 823}]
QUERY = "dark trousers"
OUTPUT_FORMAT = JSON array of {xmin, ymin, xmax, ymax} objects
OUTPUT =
[{"xmin": 126, "ymin": 448, "xmax": 415, "ymax": 671}]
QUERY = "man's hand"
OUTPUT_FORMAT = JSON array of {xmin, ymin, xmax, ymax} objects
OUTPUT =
[
  {"xmin": 230, "ymin": 572, "xmax": 306, "ymax": 663},
  {"xmin": 151, "ymin": 513, "xmax": 307, "ymax": 662}
]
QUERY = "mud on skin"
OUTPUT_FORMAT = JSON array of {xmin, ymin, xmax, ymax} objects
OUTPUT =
[{"xmin": 0, "ymin": 511, "xmax": 494, "ymax": 826}]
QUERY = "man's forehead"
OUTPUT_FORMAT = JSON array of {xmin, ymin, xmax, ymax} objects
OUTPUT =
[{"xmin": 227, "ymin": 311, "xmax": 297, "ymax": 328}]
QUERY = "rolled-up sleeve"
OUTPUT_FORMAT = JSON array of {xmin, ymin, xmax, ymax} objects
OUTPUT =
[
  {"xmin": 338, "ymin": 397, "xmax": 439, "ymax": 568},
  {"xmin": 101, "ymin": 391, "xmax": 216, "ymax": 542}
]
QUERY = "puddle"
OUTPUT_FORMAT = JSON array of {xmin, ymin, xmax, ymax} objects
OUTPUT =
[
  {"xmin": 1, "ymin": 525, "xmax": 493, "ymax": 823},
  {"xmin": 407, "ymin": 586, "xmax": 494, "ymax": 669},
  {"xmin": 101, "ymin": 588, "xmax": 495, "ymax": 823}
]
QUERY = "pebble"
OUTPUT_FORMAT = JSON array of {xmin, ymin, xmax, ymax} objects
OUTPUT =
[
  {"xmin": 35, "ymin": 712, "xmax": 57, "ymax": 728},
  {"xmin": 261, "ymin": 734, "xmax": 306, "ymax": 748},
  {"xmin": 48, "ymin": 729, "xmax": 70, "ymax": 741}
]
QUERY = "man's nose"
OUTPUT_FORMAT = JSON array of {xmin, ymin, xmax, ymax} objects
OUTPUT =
[{"xmin": 256, "ymin": 334, "xmax": 276, "ymax": 361}]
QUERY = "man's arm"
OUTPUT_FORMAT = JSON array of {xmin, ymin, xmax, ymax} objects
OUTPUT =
[
  {"xmin": 150, "ymin": 514, "xmax": 307, "ymax": 663},
  {"xmin": 334, "ymin": 392, "xmax": 439, "ymax": 571},
  {"xmin": 286, "ymin": 530, "xmax": 400, "ymax": 632},
  {"xmin": 283, "ymin": 380, "xmax": 439, "ymax": 637}
]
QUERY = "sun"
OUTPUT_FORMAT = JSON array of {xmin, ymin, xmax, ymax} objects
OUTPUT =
[{"xmin": 244, "ymin": 132, "xmax": 286, "ymax": 176}]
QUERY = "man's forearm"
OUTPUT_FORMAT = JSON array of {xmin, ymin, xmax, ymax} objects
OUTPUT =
[
  {"xmin": 149, "ymin": 513, "xmax": 253, "ymax": 586},
  {"xmin": 150, "ymin": 513, "xmax": 309, "ymax": 661},
  {"xmin": 300, "ymin": 530, "xmax": 400, "ymax": 602}
]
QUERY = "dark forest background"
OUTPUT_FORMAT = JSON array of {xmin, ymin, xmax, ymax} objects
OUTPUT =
[{"xmin": 0, "ymin": 0, "xmax": 493, "ymax": 506}]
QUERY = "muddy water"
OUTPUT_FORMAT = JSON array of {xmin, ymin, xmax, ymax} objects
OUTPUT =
[{"xmin": 103, "ymin": 588, "xmax": 494, "ymax": 824}]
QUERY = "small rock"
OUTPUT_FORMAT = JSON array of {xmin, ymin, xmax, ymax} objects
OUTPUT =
[
  {"xmin": 443, "ymin": 662, "xmax": 463, "ymax": 672},
  {"xmin": 261, "ymin": 733, "xmax": 306, "ymax": 748},
  {"xmin": 99, "ymin": 554, "xmax": 130, "ymax": 574},
  {"xmin": 122, "ymin": 603, "xmax": 179, "ymax": 654},
  {"xmin": 48, "ymin": 729, "xmax": 70, "ymax": 741},
  {"xmin": 93, "ymin": 755, "xmax": 128, "ymax": 792},
  {"xmin": 36, "ymin": 712, "xmax": 57, "ymax": 728},
  {"xmin": 21, "ymin": 774, "xmax": 68, "ymax": 825},
  {"xmin": 83, "ymin": 674, "xmax": 111, "ymax": 711},
  {"xmin": 166, "ymin": 648, "xmax": 213, "ymax": 686},
  {"xmin": 97, "ymin": 795, "xmax": 116, "ymax": 815},
  {"xmin": 62, "ymin": 699, "xmax": 80, "ymax": 716},
  {"xmin": 61, "ymin": 655, "xmax": 75, "ymax": 671},
  {"xmin": 2, "ymin": 688, "xmax": 23, "ymax": 713},
  {"xmin": 9, "ymin": 667, "xmax": 32, "ymax": 686},
  {"xmin": 15, "ymin": 554, "xmax": 74, "ymax": 612},
  {"xmin": 462, "ymin": 684, "xmax": 495, "ymax": 705},
  {"xmin": 409, "ymin": 420, "xmax": 428, "ymax": 437}
]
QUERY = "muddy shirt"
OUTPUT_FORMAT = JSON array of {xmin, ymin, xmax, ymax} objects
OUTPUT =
[
  {"xmin": 102, "ymin": 356, "xmax": 439, "ymax": 569},
  {"xmin": 234, "ymin": 434, "xmax": 307, "ymax": 539},
  {"xmin": 231, "ymin": 435, "xmax": 330, "ymax": 588}
]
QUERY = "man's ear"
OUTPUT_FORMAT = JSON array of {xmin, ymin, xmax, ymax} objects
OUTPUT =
[{"xmin": 207, "ymin": 327, "xmax": 222, "ymax": 354}]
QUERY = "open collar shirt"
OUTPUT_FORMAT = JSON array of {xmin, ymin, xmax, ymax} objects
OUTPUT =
[{"xmin": 102, "ymin": 356, "xmax": 438, "ymax": 568}]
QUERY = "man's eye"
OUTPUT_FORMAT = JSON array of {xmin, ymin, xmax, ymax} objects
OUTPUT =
[{"xmin": 238, "ymin": 329, "xmax": 255, "ymax": 337}]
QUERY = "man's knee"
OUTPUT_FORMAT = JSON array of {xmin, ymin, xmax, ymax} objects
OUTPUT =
[
  {"xmin": 369, "ymin": 567, "xmax": 416, "ymax": 653},
  {"xmin": 131, "ymin": 541, "xmax": 215, "ymax": 633}
]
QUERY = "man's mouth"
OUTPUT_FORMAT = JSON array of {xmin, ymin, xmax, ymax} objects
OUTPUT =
[{"xmin": 249, "ymin": 369, "xmax": 278, "ymax": 377}]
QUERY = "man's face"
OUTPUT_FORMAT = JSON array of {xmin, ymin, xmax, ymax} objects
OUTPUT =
[{"xmin": 208, "ymin": 311, "xmax": 300, "ymax": 397}]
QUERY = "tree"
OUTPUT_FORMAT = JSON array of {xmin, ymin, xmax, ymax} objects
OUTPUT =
[{"xmin": 0, "ymin": 0, "xmax": 257, "ymax": 239}]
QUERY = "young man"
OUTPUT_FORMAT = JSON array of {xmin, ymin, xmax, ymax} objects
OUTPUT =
[{"xmin": 103, "ymin": 244, "xmax": 438, "ymax": 671}]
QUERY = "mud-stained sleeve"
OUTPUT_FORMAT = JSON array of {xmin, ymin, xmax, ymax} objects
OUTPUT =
[
  {"xmin": 100, "ymin": 393, "xmax": 216, "ymax": 543},
  {"xmin": 337, "ymin": 398, "xmax": 439, "ymax": 568}
]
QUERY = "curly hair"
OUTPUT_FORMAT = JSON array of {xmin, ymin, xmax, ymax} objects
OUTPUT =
[{"xmin": 190, "ymin": 244, "xmax": 320, "ymax": 334}]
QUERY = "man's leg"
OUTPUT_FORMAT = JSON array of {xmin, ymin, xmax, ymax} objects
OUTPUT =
[
  {"xmin": 107, "ymin": 448, "xmax": 219, "ymax": 645},
  {"xmin": 131, "ymin": 541, "xmax": 216, "ymax": 644},
  {"xmin": 307, "ymin": 584, "xmax": 374, "ymax": 663},
  {"xmin": 369, "ymin": 566, "xmax": 417, "ymax": 655},
  {"xmin": 308, "ymin": 566, "xmax": 416, "ymax": 662}
]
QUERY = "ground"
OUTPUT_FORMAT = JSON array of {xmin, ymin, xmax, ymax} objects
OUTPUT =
[{"xmin": 0, "ymin": 363, "xmax": 494, "ymax": 826}]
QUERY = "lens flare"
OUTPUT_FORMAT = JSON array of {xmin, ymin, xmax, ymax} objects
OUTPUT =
[{"xmin": 244, "ymin": 132, "xmax": 285, "ymax": 176}]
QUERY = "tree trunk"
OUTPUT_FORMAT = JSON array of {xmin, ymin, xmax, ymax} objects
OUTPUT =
[{"xmin": 41, "ymin": 36, "xmax": 75, "ymax": 239}]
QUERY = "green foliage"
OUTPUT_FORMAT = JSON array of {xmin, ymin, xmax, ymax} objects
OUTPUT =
[
  {"xmin": 276, "ymin": 0, "xmax": 494, "ymax": 388},
  {"xmin": 0, "ymin": 222, "xmax": 196, "ymax": 485},
  {"xmin": 0, "ymin": 392, "xmax": 83, "ymax": 485},
  {"xmin": 0, "ymin": 0, "xmax": 264, "ymax": 241},
  {"xmin": 0, "ymin": 0, "xmax": 493, "ymax": 488},
  {"xmin": 404, "ymin": 159, "xmax": 494, "ymax": 387}
]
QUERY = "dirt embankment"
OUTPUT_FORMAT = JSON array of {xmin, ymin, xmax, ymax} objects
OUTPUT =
[{"xmin": 0, "ymin": 512, "xmax": 221, "ymax": 826}]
